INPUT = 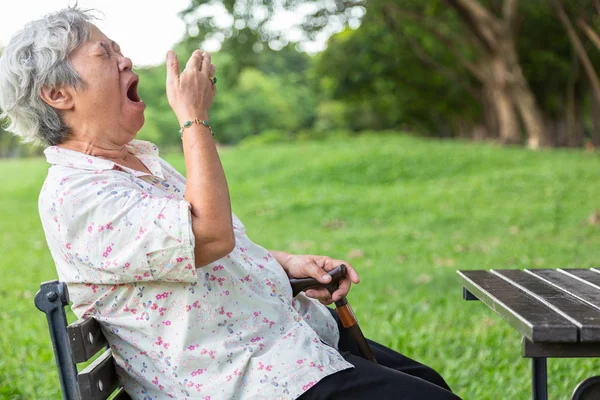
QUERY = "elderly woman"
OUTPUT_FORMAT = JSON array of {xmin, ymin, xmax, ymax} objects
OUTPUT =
[{"xmin": 0, "ymin": 7, "xmax": 460, "ymax": 400}]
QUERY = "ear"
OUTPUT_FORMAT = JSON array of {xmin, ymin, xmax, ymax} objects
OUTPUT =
[{"xmin": 39, "ymin": 86, "xmax": 75, "ymax": 111}]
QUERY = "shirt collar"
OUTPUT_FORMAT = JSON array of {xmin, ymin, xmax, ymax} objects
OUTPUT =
[{"xmin": 44, "ymin": 139, "xmax": 164, "ymax": 179}]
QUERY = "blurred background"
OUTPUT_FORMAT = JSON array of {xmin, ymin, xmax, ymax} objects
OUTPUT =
[
  {"xmin": 4, "ymin": 0, "xmax": 600, "ymax": 152},
  {"xmin": 1, "ymin": 1, "xmax": 600, "ymax": 399}
]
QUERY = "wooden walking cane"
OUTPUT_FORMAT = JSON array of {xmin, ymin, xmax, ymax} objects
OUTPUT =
[{"xmin": 289, "ymin": 265, "xmax": 377, "ymax": 364}]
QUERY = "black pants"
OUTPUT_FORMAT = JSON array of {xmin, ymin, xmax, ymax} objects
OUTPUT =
[{"xmin": 298, "ymin": 309, "xmax": 462, "ymax": 400}]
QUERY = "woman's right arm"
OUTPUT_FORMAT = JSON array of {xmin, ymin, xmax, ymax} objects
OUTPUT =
[{"xmin": 165, "ymin": 50, "xmax": 234, "ymax": 268}]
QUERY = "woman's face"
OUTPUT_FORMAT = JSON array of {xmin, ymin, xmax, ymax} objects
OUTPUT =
[{"xmin": 67, "ymin": 24, "xmax": 145, "ymax": 145}]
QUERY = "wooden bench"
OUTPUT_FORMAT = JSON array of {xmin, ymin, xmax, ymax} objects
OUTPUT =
[
  {"xmin": 34, "ymin": 280, "xmax": 130, "ymax": 400},
  {"xmin": 458, "ymin": 268, "xmax": 600, "ymax": 400}
]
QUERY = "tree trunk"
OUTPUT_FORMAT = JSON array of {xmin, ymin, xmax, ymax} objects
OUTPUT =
[
  {"xmin": 444, "ymin": 0, "xmax": 549, "ymax": 148},
  {"xmin": 484, "ymin": 79, "xmax": 521, "ymax": 144},
  {"xmin": 501, "ymin": 36, "xmax": 551, "ymax": 148},
  {"xmin": 554, "ymin": 0, "xmax": 600, "ymax": 148},
  {"xmin": 592, "ymin": 87, "xmax": 600, "ymax": 147}
]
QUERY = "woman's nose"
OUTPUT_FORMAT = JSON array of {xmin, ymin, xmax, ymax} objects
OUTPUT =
[{"xmin": 119, "ymin": 56, "xmax": 133, "ymax": 72}]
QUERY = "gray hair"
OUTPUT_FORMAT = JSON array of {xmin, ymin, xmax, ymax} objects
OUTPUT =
[{"xmin": 0, "ymin": 7, "xmax": 97, "ymax": 146}]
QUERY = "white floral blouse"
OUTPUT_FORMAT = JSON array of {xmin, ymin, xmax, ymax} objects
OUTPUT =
[{"xmin": 38, "ymin": 139, "xmax": 352, "ymax": 399}]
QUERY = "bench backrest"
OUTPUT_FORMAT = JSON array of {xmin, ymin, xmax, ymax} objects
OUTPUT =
[{"xmin": 34, "ymin": 280, "xmax": 130, "ymax": 400}]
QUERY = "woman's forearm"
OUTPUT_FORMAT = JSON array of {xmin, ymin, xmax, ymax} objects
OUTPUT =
[{"xmin": 181, "ymin": 117, "xmax": 234, "ymax": 268}]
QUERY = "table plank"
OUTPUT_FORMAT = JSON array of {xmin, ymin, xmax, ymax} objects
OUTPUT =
[
  {"xmin": 527, "ymin": 269, "xmax": 600, "ymax": 313},
  {"xmin": 560, "ymin": 268, "xmax": 600, "ymax": 289},
  {"xmin": 522, "ymin": 338, "xmax": 600, "ymax": 358},
  {"xmin": 458, "ymin": 270, "xmax": 577, "ymax": 342},
  {"xmin": 493, "ymin": 269, "xmax": 600, "ymax": 342}
]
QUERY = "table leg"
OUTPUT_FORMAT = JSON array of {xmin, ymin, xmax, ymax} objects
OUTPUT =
[{"xmin": 532, "ymin": 357, "xmax": 548, "ymax": 400}]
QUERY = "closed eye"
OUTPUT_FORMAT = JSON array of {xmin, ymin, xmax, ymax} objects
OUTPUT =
[{"xmin": 97, "ymin": 42, "xmax": 110, "ymax": 57}]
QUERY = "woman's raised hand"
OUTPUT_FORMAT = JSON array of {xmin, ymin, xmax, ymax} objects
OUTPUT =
[{"xmin": 165, "ymin": 50, "xmax": 216, "ymax": 121}]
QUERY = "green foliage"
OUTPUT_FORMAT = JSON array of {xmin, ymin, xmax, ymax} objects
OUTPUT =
[
  {"xmin": 517, "ymin": 1, "xmax": 600, "ymax": 117},
  {"xmin": 175, "ymin": 0, "xmax": 600, "ymax": 144},
  {"xmin": 2, "ymin": 135, "xmax": 600, "ymax": 398},
  {"xmin": 135, "ymin": 45, "xmax": 318, "ymax": 145}
]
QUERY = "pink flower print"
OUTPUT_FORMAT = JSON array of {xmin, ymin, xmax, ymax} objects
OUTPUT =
[
  {"xmin": 124, "ymin": 262, "xmax": 130, "ymax": 269},
  {"xmin": 191, "ymin": 368, "xmax": 207, "ymax": 377},
  {"xmin": 123, "ymin": 305, "xmax": 137, "ymax": 314},
  {"xmin": 85, "ymin": 283, "xmax": 99, "ymax": 293},
  {"xmin": 176, "ymin": 257, "xmax": 184, "ymax": 263},
  {"xmin": 199, "ymin": 349, "xmax": 216, "ymax": 359},
  {"xmin": 263, "ymin": 318, "xmax": 276, "ymax": 328},
  {"xmin": 302, "ymin": 381, "xmax": 317, "ymax": 391},
  {"xmin": 217, "ymin": 306, "xmax": 233, "ymax": 318},
  {"xmin": 157, "ymin": 213, "xmax": 165, "ymax": 219},
  {"xmin": 163, "ymin": 320, "xmax": 171, "ymax": 326},
  {"xmin": 133, "ymin": 272, "xmax": 151, "ymax": 280},
  {"xmin": 102, "ymin": 243, "xmax": 113, "ymax": 258},
  {"xmin": 87, "ymin": 224, "xmax": 93, "ymax": 233},
  {"xmin": 136, "ymin": 311, "xmax": 150, "ymax": 321},
  {"xmin": 155, "ymin": 336, "xmax": 166, "ymax": 347},
  {"xmin": 213, "ymin": 264, "xmax": 224, "ymax": 271},
  {"xmin": 65, "ymin": 243, "xmax": 71, "ymax": 250},
  {"xmin": 135, "ymin": 226, "xmax": 147, "ymax": 241},
  {"xmin": 155, "ymin": 291, "xmax": 172, "ymax": 300}
]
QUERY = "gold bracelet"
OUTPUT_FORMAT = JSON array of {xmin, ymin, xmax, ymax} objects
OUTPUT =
[{"xmin": 179, "ymin": 118, "xmax": 214, "ymax": 138}]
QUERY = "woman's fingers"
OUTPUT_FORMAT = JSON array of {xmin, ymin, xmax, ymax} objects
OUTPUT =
[
  {"xmin": 165, "ymin": 49, "xmax": 216, "ymax": 117},
  {"xmin": 165, "ymin": 51, "xmax": 180, "ymax": 84},
  {"xmin": 305, "ymin": 260, "xmax": 331, "ymax": 284},
  {"xmin": 186, "ymin": 49, "xmax": 203, "ymax": 71},
  {"xmin": 305, "ymin": 288, "xmax": 333, "ymax": 305},
  {"xmin": 340, "ymin": 261, "xmax": 360, "ymax": 284},
  {"xmin": 331, "ymin": 278, "xmax": 351, "ymax": 302},
  {"xmin": 201, "ymin": 52, "xmax": 212, "ymax": 73}
]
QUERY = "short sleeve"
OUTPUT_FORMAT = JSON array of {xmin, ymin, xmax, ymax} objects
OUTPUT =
[{"xmin": 54, "ymin": 171, "xmax": 197, "ymax": 284}]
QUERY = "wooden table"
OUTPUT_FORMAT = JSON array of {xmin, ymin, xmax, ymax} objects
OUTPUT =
[{"xmin": 457, "ymin": 269, "xmax": 600, "ymax": 400}]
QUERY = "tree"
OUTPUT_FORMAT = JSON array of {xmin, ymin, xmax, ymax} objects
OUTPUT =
[{"xmin": 178, "ymin": 0, "xmax": 600, "ymax": 148}]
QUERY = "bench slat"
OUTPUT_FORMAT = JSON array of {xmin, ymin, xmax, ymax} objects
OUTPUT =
[
  {"xmin": 528, "ymin": 269, "xmax": 600, "ymax": 312},
  {"xmin": 493, "ymin": 270, "xmax": 600, "ymax": 341},
  {"xmin": 78, "ymin": 349, "xmax": 120, "ymax": 400},
  {"xmin": 458, "ymin": 270, "xmax": 577, "ymax": 342},
  {"xmin": 68, "ymin": 317, "xmax": 108, "ymax": 363}
]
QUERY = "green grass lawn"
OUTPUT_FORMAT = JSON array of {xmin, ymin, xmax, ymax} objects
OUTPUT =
[{"xmin": 1, "ymin": 133, "xmax": 599, "ymax": 399}]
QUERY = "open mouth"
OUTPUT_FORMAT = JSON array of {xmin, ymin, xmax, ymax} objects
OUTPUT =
[{"xmin": 127, "ymin": 78, "xmax": 141, "ymax": 103}]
